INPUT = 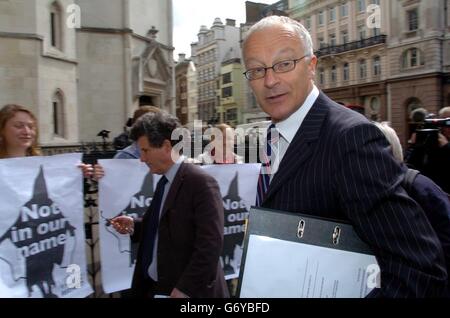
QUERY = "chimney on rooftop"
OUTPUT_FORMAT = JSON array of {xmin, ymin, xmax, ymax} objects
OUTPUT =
[{"xmin": 226, "ymin": 19, "xmax": 236, "ymax": 26}]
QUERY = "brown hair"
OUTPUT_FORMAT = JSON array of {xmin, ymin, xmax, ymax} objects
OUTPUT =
[
  {"xmin": 211, "ymin": 123, "xmax": 234, "ymax": 141},
  {"xmin": 215, "ymin": 123, "xmax": 233, "ymax": 132},
  {"xmin": 0, "ymin": 104, "xmax": 41, "ymax": 158},
  {"xmin": 132, "ymin": 105, "xmax": 160, "ymax": 124}
]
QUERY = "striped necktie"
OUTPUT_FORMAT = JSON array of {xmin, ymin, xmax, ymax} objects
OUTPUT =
[{"xmin": 256, "ymin": 124, "xmax": 276, "ymax": 206}]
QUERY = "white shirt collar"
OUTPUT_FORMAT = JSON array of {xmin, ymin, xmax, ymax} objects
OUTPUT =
[{"xmin": 274, "ymin": 85, "xmax": 319, "ymax": 143}]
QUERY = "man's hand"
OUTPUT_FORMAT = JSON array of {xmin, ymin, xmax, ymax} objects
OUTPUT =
[
  {"xmin": 78, "ymin": 163, "xmax": 105, "ymax": 181},
  {"xmin": 170, "ymin": 288, "xmax": 189, "ymax": 298},
  {"xmin": 110, "ymin": 216, "xmax": 134, "ymax": 235},
  {"xmin": 408, "ymin": 132, "xmax": 417, "ymax": 145},
  {"xmin": 438, "ymin": 133, "xmax": 449, "ymax": 147},
  {"xmin": 79, "ymin": 163, "xmax": 94, "ymax": 178},
  {"xmin": 93, "ymin": 164, "xmax": 105, "ymax": 181}
]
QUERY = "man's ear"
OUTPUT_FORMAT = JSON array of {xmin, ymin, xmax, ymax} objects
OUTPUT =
[
  {"xmin": 308, "ymin": 55, "xmax": 318, "ymax": 79},
  {"xmin": 163, "ymin": 139, "xmax": 172, "ymax": 152}
]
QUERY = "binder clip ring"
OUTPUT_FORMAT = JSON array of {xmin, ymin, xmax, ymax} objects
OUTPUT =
[
  {"xmin": 297, "ymin": 219, "xmax": 305, "ymax": 239},
  {"xmin": 332, "ymin": 226, "xmax": 341, "ymax": 245}
]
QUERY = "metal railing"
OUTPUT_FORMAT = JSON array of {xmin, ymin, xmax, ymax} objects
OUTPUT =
[
  {"xmin": 43, "ymin": 142, "xmax": 117, "ymax": 297},
  {"xmin": 315, "ymin": 35, "xmax": 387, "ymax": 58}
]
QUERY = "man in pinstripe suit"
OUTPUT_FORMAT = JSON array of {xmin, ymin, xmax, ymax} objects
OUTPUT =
[{"xmin": 243, "ymin": 16, "xmax": 447, "ymax": 297}]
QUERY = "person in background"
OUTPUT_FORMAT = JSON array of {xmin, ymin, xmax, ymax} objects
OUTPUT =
[
  {"xmin": 242, "ymin": 15, "xmax": 447, "ymax": 297},
  {"xmin": 114, "ymin": 106, "xmax": 161, "ymax": 159},
  {"xmin": 91, "ymin": 106, "xmax": 161, "ymax": 184},
  {"xmin": 0, "ymin": 104, "xmax": 41, "ymax": 159},
  {"xmin": 108, "ymin": 105, "xmax": 161, "ymax": 298},
  {"xmin": 374, "ymin": 121, "xmax": 450, "ymax": 296},
  {"xmin": 438, "ymin": 107, "xmax": 450, "ymax": 146},
  {"xmin": 0, "ymin": 104, "xmax": 102, "ymax": 179},
  {"xmin": 405, "ymin": 107, "xmax": 450, "ymax": 194},
  {"xmin": 191, "ymin": 122, "xmax": 244, "ymax": 298},
  {"xmin": 436, "ymin": 107, "xmax": 450, "ymax": 193},
  {"xmin": 111, "ymin": 112, "xmax": 228, "ymax": 298},
  {"xmin": 195, "ymin": 123, "xmax": 244, "ymax": 165}
]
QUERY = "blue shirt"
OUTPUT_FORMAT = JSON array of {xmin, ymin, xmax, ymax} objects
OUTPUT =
[{"xmin": 114, "ymin": 142, "xmax": 141, "ymax": 159}]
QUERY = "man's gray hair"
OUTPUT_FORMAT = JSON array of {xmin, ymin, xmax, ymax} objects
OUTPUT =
[
  {"xmin": 439, "ymin": 106, "xmax": 450, "ymax": 118},
  {"xmin": 243, "ymin": 15, "xmax": 314, "ymax": 57},
  {"xmin": 373, "ymin": 122, "xmax": 404, "ymax": 163},
  {"xmin": 130, "ymin": 111, "xmax": 181, "ymax": 147}
]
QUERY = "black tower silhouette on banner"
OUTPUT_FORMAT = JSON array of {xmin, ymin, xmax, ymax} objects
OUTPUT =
[
  {"xmin": 0, "ymin": 166, "xmax": 76, "ymax": 298},
  {"xmin": 222, "ymin": 172, "xmax": 248, "ymax": 277},
  {"xmin": 105, "ymin": 172, "xmax": 155, "ymax": 266}
]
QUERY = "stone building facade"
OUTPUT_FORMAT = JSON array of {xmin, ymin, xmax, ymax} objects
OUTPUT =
[
  {"xmin": 0, "ymin": 0, "xmax": 174, "ymax": 146},
  {"xmin": 289, "ymin": 0, "xmax": 450, "ymax": 144},
  {"xmin": 191, "ymin": 18, "xmax": 241, "ymax": 124}
]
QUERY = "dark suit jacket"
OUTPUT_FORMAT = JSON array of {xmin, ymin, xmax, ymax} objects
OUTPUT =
[
  {"xmin": 409, "ymin": 172, "xmax": 450, "ymax": 294},
  {"xmin": 262, "ymin": 92, "xmax": 448, "ymax": 297},
  {"xmin": 405, "ymin": 143, "xmax": 450, "ymax": 194},
  {"xmin": 131, "ymin": 162, "xmax": 229, "ymax": 298}
]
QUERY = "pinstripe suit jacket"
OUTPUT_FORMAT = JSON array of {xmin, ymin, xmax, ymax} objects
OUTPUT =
[{"xmin": 262, "ymin": 92, "xmax": 448, "ymax": 297}]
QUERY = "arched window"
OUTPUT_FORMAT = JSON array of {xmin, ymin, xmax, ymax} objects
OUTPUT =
[
  {"xmin": 370, "ymin": 97, "xmax": 380, "ymax": 112},
  {"xmin": 359, "ymin": 59, "xmax": 367, "ymax": 79},
  {"xmin": 50, "ymin": 2, "xmax": 63, "ymax": 50},
  {"xmin": 373, "ymin": 56, "xmax": 381, "ymax": 76},
  {"xmin": 407, "ymin": 97, "xmax": 423, "ymax": 115},
  {"xmin": 401, "ymin": 48, "xmax": 425, "ymax": 69},
  {"xmin": 343, "ymin": 63, "xmax": 349, "ymax": 81},
  {"xmin": 52, "ymin": 90, "xmax": 66, "ymax": 138}
]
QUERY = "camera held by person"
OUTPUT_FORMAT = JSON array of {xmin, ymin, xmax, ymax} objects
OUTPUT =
[
  {"xmin": 408, "ymin": 108, "xmax": 450, "ymax": 150},
  {"xmin": 405, "ymin": 107, "xmax": 450, "ymax": 194}
]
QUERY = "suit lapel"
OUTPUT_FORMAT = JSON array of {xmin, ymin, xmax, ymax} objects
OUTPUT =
[{"xmin": 264, "ymin": 92, "xmax": 330, "ymax": 203}]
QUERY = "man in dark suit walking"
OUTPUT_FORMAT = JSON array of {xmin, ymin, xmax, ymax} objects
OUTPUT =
[
  {"xmin": 243, "ymin": 15, "xmax": 447, "ymax": 297},
  {"xmin": 112, "ymin": 111, "xmax": 229, "ymax": 298}
]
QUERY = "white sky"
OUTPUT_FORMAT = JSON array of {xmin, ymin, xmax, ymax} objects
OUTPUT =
[{"xmin": 173, "ymin": 0, "xmax": 276, "ymax": 60}]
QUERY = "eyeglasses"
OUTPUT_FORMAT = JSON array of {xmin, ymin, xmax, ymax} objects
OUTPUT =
[{"xmin": 243, "ymin": 55, "xmax": 309, "ymax": 81}]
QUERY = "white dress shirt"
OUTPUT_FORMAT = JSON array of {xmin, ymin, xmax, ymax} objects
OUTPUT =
[{"xmin": 270, "ymin": 85, "xmax": 319, "ymax": 180}]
